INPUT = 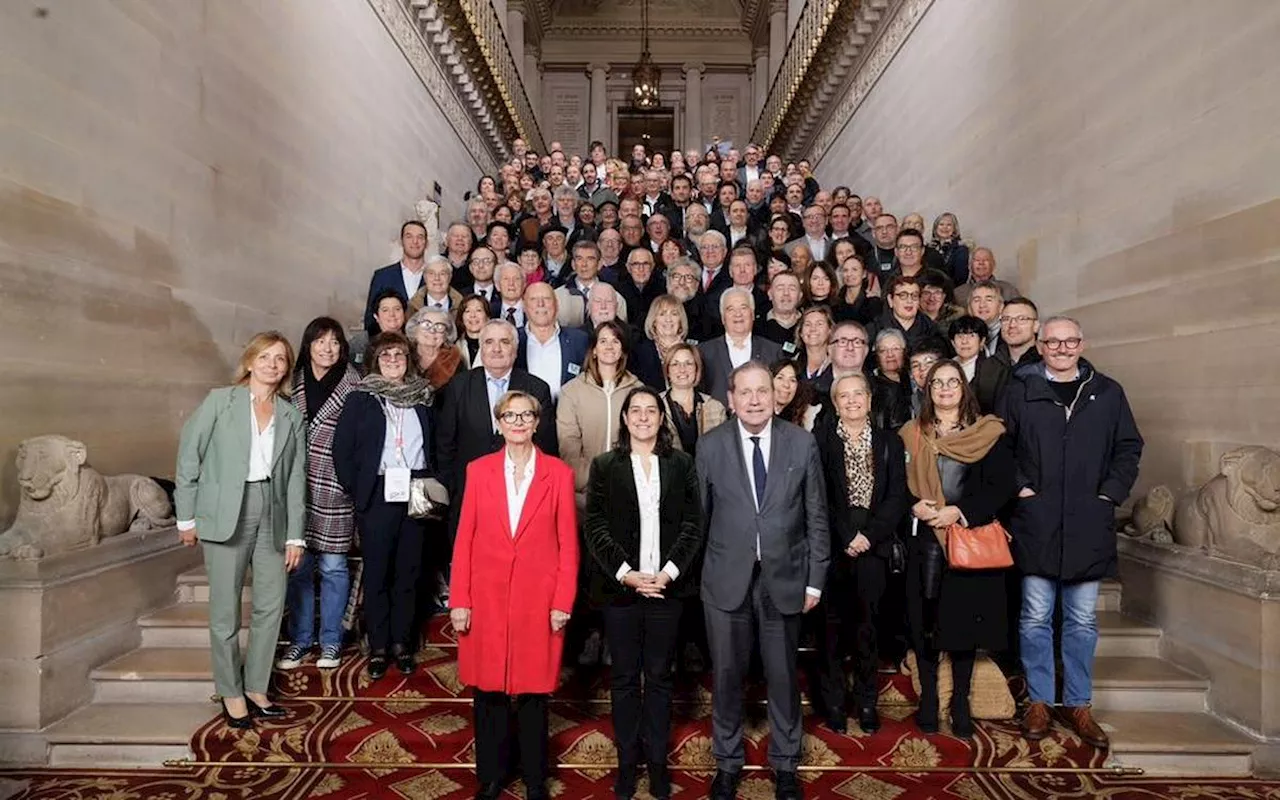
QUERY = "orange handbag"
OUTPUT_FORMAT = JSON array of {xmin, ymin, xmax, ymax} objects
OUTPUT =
[{"xmin": 945, "ymin": 520, "xmax": 1013, "ymax": 570}]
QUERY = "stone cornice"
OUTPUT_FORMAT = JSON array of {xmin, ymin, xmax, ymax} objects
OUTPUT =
[
  {"xmin": 547, "ymin": 20, "xmax": 747, "ymax": 38},
  {"xmin": 366, "ymin": 0, "xmax": 499, "ymax": 172}
]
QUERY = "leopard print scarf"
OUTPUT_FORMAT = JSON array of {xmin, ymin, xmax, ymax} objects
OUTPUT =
[{"xmin": 836, "ymin": 419, "xmax": 875, "ymax": 509}]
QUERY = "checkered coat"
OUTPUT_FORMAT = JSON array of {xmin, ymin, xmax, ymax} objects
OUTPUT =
[{"xmin": 291, "ymin": 366, "xmax": 359, "ymax": 552}]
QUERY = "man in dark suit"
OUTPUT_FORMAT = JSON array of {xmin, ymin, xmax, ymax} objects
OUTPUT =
[
  {"xmin": 364, "ymin": 220, "xmax": 428, "ymax": 334},
  {"xmin": 516, "ymin": 282, "xmax": 589, "ymax": 402},
  {"xmin": 435, "ymin": 318, "xmax": 557, "ymax": 539},
  {"xmin": 696, "ymin": 361, "xmax": 829, "ymax": 800},
  {"xmin": 698, "ymin": 287, "xmax": 782, "ymax": 405}
]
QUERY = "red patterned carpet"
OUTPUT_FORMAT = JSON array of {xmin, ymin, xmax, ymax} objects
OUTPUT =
[{"xmin": 3, "ymin": 618, "xmax": 1279, "ymax": 799}]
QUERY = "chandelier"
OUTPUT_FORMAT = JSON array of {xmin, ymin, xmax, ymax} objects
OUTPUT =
[{"xmin": 631, "ymin": 0, "xmax": 660, "ymax": 108}]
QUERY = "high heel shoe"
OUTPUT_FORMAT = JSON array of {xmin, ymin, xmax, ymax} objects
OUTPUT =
[
  {"xmin": 221, "ymin": 699, "xmax": 253, "ymax": 730},
  {"xmin": 246, "ymin": 696, "xmax": 288, "ymax": 718}
]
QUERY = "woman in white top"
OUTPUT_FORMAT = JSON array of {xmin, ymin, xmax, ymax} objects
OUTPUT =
[{"xmin": 582, "ymin": 386, "xmax": 704, "ymax": 800}]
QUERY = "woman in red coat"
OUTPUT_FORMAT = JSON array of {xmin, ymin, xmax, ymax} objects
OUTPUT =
[{"xmin": 449, "ymin": 390, "xmax": 578, "ymax": 800}]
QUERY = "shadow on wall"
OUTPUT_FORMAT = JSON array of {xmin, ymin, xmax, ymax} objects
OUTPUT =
[{"xmin": 0, "ymin": 187, "xmax": 228, "ymax": 529}]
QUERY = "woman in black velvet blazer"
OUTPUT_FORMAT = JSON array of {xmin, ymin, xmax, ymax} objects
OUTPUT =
[{"xmin": 582, "ymin": 386, "xmax": 704, "ymax": 800}]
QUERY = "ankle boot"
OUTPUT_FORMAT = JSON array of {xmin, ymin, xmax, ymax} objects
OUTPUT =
[
  {"xmin": 949, "ymin": 651, "xmax": 975, "ymax": 738},
  {"xmin": 915, "ymin": 651, "xmax": 939, "ymax": 733}
]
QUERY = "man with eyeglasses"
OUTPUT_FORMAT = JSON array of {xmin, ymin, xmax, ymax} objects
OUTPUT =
[
  {"xmin": 993, "ymin": 297, "xmax": 1043, "ymax": 370},
  {"xmin": 812, "ymin": 320, "xmax": 871, "ymax": 396},
  {"xmin": 667, "ymin": 259, "xmax": 709, "ymax": 342},
  {"xmin": 615, "ymin": 247, "xmax": 666, "ymax": 328},
  {"xmin": 998, "ymin": 316, "xmax": 1143, "ymax": 752},
  {"xmin": 409, "ymin": 255, "xmax": 463, "ymax": 315},
  {"xmin": 783, "ymin": 204, "xmax": 834, "ymax": 262},
  {"xmin": 436, "ymin": 319, "xmax": 558, "ymax": 541},
  {"xmin": 868, "ymin": 213, "xmax": 899, "ymax": 284},
  {"xmin": 867, "ymin": 275, "xmax": 941, "ymax": 351},
  {"xmin": 889, "ymin": 228, "xmax": 950, "ymax": 287}
]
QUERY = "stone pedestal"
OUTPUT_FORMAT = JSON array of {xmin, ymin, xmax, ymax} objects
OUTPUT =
[
  {"xmin": 0, "ymin": 528, "xmax": 199, "ymax": 757},
  {"xmin": 1118, "ymin": 537, "xmax": 1280, "ymax": 770}
]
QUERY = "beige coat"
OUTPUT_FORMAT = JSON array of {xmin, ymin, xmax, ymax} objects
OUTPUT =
[
  {"xmin": 556, "ymin": 370, "xmax": 643, "ymax": 493},
  {"xmin": 661, "ymin": 391, "xmax": 728, "ymax": 450}
]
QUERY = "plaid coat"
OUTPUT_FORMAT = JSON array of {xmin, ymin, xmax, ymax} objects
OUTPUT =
[{"xmin": 292, "ymin": 366, "xmax": 359, "ymax": 552}]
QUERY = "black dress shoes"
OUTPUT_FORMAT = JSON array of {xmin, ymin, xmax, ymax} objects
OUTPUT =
[
  {"xmin": 857, "ymin": 705, "xmax": 881, "ymax": 734},
  {"xmin": 396, "ymin": 651, "xmax": 416, "ymax": 675},
  {"xmin": 525, "ymin": 781, "xmax": 550, "ymax": 800},
  {"xmin": 221, "ymin": 699, "xmax": 253, "ymax": 730},
  {"xmin": 246, "ymin": 697, "xmax": 288, "ymax": 718},
  {"xmin": 647, "ymin": 762, "xmax": 671, "ymax": 800},
  {"xmin": 710, "ymin": 769, "xmax": 740, "ymax": 800},
  {"xmin": 614, "ymin": 762, "xmax": 637, "ymax": 799},
  {"xmin": 368, "ymin": 654, "xmax": 389, "ymax": 680},
  {"xmin": 825, "ymin": 713, "xmax": 848, "ymax": 734},
  {"xmin": 475, "ymin": 781, "xmax": 503, "ymax": 800},
  {"xmin": 950, "ymin": 700, "xmax": 975, "ymax": 739},
  {"xmin": 774, "ymin": 769, "xmax": 803, "ymax": 800}
]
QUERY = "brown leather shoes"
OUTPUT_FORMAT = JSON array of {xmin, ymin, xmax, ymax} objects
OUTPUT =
[
  {"xmin": 1021, "ymin": 701, "xmax": 1052, "ymax": 740},
  {"xmin": 1065, "ymin": 705, "xmax": 1109, "ymax": 749}
]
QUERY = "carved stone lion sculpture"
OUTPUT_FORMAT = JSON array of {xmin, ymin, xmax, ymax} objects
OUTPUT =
[
  {"xmin": 0, "ymin": 435, "xmax": 175, "ymax": 560},
  {"xmin": 1126, "ymin": 446, "xmax": 1280, "ymax": 570}
]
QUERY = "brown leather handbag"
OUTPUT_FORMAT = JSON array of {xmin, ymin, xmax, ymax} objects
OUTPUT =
[{"xmin": 945, "ymin": 520, "xmax": 1013, "ymax": 570}]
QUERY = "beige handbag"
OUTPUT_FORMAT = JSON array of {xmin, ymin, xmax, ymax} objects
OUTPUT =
[{"xmin": 408, "ymin": 477, "xmax": 450, "ymax": 520}]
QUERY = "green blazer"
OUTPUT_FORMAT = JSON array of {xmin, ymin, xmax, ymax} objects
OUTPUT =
[{"xmin": 174, "ymin": 385, "xmax": 307, "ymax": 547}]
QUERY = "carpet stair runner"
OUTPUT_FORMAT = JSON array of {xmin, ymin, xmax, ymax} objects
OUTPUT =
[{"xmin": 23, "ymin": 566, "xmax": 1259, "ymax": 797}]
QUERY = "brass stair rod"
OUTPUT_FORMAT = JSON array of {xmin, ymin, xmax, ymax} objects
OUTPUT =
[
  {"xmin": 275, "ymin": 695, "xmax": 893, "ymax": 707},
  {"xmin": 163, "ymin": 760, "xmax": 1144, "ymax": 776}
]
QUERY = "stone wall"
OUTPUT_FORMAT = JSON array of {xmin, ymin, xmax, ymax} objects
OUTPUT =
[
  {"xmin": 0, "ymin": 0, "xmax": 484, "ymax": 525},
  {"xmin": 815, "ymin": 0, "xmax": 1280, "ymax": 494}
]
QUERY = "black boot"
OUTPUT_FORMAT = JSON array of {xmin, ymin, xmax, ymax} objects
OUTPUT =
[
  {"xmin": 949, "ymin": 650, "xmax": 975, "ymax": 739},
  {"xmin": 915, "ymin": 649, "xmax": 939, "ymax": 734}
]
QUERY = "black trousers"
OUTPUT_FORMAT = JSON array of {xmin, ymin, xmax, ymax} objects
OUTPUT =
[
  {"xmin": 814, "ymin": 555, "xmax": 886, "ymax": 715},
  {"xmin": 357, "ymin": 488, "xmax": 424, "ymax": 653},
  {"xmin": 473, "ymin": 690, "xmax": 548, "ymax": 787},
  {"xmin": 603, "ymin": 596, "xmax": 683, "ymax": 769}
]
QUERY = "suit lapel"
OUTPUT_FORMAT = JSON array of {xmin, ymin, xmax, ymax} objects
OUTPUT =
[
  {"xmin": 730, "ymin": 424, "xmax": 757, "ymax": 511},
  {"xmin": 657, "ymin": 452, "xmax": 677, "ymax": 511},
  {"xmin": 513, "ymin": 460, "xmax": 551, "ymax": 542},
  {"xmin": 762, "ymin": 423, "xmax": 787, "ymax": 509},
  {"xmin": 270, "ymin": 395, "xmax": 291, "ymax": 473},
  {"xmin": 492, "ymin": 458, "xmax": 516, "ymax": 541}
]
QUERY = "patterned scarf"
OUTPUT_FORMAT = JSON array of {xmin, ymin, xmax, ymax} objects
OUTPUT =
[
  {"xmin": 357, "ymin": 373, "xmax": 432, "ymax": 408},
  {"xmin": 835, "ymin": 418, "xmax": 875, "ymax": 509}
]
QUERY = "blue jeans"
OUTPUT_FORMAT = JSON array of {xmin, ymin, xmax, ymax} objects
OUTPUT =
[
  {"xmin": 286, "ymin": 551, "xmax": 350, "ymax": 648},
  {"xmin": 1019, "ymin": 576, "xmax": 1099, "ymax": 707}
]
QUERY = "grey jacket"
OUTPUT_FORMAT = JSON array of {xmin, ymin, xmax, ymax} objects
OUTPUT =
[{"xmin": 696, "ymin": 418, "xmax": 830, "ymax": 615}]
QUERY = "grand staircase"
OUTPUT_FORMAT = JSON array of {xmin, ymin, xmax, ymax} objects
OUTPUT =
[{"xmin": 39, "ymin": 569, "xmax": 1258, "ymax": 776}]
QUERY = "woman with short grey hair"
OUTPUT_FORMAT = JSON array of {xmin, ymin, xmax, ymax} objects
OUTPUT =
[{"xmin": 407, "ymin": 307, "xmax": 463, "ymax": 391}]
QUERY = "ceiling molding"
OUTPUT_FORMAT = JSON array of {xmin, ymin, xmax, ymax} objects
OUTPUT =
[{"xmin": 546, "ymin": 20, "xmax": 747, "ymax": 37}]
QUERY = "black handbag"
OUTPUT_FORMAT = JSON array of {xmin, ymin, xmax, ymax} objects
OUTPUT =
[{"xmin": 888, "ymin": 534, "xmax": 906, "ymax": 575}]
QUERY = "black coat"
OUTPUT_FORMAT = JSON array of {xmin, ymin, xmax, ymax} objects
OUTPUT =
[
  {"xmin": 905, "ymin": 434, "xmax": 1017, "ymax": 652},
  {"xmin": 969, "ymin": 354, "xmax": 1010, "ymax": 415},
  {"xmin": 582, "ymin": 449, "xmax": 705, "ymax": 605},
  {"xmin": 434, "ymin": 367, "xmax": 557, "ymax": 503},
  {"xmin": 832, "ymin": 291, "xmax": 884, "ymax": 326},
  {"xmin": 332, "ymin": 392, "xmax": 434, "ymax": 513},
  {"xmin": 813, "ymin": 418, "xmax": 909, "ymax": 559},
  {"xmin": 997, "ymin": 359, "xmax": 1144, "ymax": 582}
]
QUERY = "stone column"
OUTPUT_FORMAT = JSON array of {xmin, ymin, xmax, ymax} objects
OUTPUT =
[
  {"xmin": 753, "ymin": 46, "xmax": 770, "ymax": 124},
  {"xmin": 525, "ymin": 45, "xmax": 542, "ymax": 121},
  {"xmin": 683, "ymin": 62, "xmax": 703, "ymax": 153},
  {"xmin": 507, "ymin": 0, "xmax": 525, "ymax": 78},
  {"xmin": 588, "ymin": 63, "xmax": 609, "ymax": 148},
  {"xmin": 768, "ymin": 0, "xmax": 787, "ymax": 82}
]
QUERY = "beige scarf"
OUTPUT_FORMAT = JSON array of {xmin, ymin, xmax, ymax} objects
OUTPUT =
[{"xmin": 900, "ymin": 414, "xmax": 1006, "ymax": 543}]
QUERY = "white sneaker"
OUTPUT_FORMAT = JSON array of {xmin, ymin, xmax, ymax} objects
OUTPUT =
[
  {"xmin": 316, "ymin": 644, "xmax": 342, "ymax": 669},
  {"xmin": 275, "ymin": 644, "xmax": 309, "ymax": 670}
]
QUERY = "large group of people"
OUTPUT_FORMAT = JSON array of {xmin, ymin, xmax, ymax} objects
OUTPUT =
[{"xmin": 173, "ymin": 136, "xmax": 1145, "ymax": 800}]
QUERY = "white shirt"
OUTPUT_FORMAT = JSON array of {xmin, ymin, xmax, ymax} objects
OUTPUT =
[
  {"xmin": 500, "ymin": 301, "xmax": 525, "ymax": 328},
  {"xmin": 805, "ymin": 235, "xmax": 828, "ymax": 261},
  {"xmin": 472, "ymin": 282, "xmax": 495, "ymax": 302},
  {"xmin": 424, "ymin": 293, "xmax": 451, "ymax": 312},
  {"xmin": 959, "ymin": 355, "xmax": 978, "ymax": 382},
  {"xmin": 525, "ymin": 325, "xmax": 565, "ymax": 399},
  {"xmin": 726, "ymin": 336, "xmax": 753, "ymax": 370},
  {"xmin": 378, "ymin": 402, "xmax": 426, "ymax": 473},
  {"xmin": 401, "ymin": 263, "xmax": 424, "ymax": 303},
  {"xmin": 247, "ymin": 395, "xmax": 276, "ymax": 482},
  {"xmin": 729, "ymin": 228, "xmax": 748, "ymax": 247},
  {"xmin": 615, "ymin": 453, "xmax": 680, "ymax": 583},
  {"xmin": 736, "ymin": 419, "xmax": 820, "ymax": 598},
  {"xmin": 743, "ymin": 165, "xmax": 760, "ymax": 184},
  {"xmin": 702, "ymin": 266, "xmax": 722, "ymax": 291},
  {"xmin": 505, "ymin": 447, "xmax": 536, "ymax": 536}
]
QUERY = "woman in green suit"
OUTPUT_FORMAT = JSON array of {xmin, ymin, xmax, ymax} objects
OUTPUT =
[{"xmin": 175, "ymin": 331, "xmax": 307, "ymax": 729}]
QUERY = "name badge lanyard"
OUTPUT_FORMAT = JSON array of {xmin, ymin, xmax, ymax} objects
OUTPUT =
[{"xmin": 383, "ymin": 401, "xmax": 412, "ymax": 503}]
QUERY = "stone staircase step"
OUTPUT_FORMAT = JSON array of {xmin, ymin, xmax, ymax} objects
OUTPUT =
[
  {"xmin": 1092, "ymin": 656, "xmax": 1208, "ymax": 712},
  {"xmin": 1097, "ymin": 579, "xmax": 1121, "ymax": 612},
  {"xmin": 44, "ymin": 702, "xmax": 213, "ymax": 767},
  {"xmin": 139, "ymin": 602, "xmax": 250, "ymax": 648},
  {"xmin": 90, "ymin": 648, "xmax": 215, "ymax": 703},
  {"xmin": 176, "ymin": 567, "xmax": 251, "ymax": 604},
  {"xmin": 1101, "ymin": 710, "xmax": 1255, "ymax": 777},
  {"xmin": 1095, "ymin": 611, "xmax": 1161, "ymax": 658}
]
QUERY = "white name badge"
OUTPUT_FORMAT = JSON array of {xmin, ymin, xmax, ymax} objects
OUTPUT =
[
  {"xmin": 567, "ymin": 362, "xmax": 582, "ymax": 375},
  {"xmin": 384, "ymin": 467, "xmax": 411, "ymax": 502}
]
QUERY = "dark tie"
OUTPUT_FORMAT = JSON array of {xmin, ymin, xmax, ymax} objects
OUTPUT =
[
  {"xmin": 750, "ymin": 435, "xmax": 767, "ymax": 508},
  {"xmin": 505, "ymin": 307, "xmax": 517, "ymax": 325}
]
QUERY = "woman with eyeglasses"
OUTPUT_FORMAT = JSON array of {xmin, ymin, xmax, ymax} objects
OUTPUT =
[
  {"xmin": 332, "ymin": 332, "xmax": 436, "ymax": 680},
  {"xmin": 582, "ymin": 386, "xmax": 704, "ymax": 800},
  {"xmin": 898, "ymin": 360, "xmax": 1015, "ymax": 739},
  {"xmin": 407, "ymin": 308, "xmax": 464, "ymax": 391},
  {"xmin": 450, "ymin": 390, "xmax": 579, "ymax": 800}
]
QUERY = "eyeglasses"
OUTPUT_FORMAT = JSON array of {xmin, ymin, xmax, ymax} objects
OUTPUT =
[
  {"xmin": 1041, "ymin": 337, "xmax": 1083, "ymax": 351},
  {"xmin": 895, "ymin": 244, "xmax": 923, "ymax": 253},
  {"xmin": 669, "ymin": 273, "xmax": 698, "ymax": 284},
  {"xmin": 499, "ymin": 410, "xmax": 538, "ymax": 424},
  {"xmin": 930, "ymin": 377, "xmax": 963, "ymax": 390},
  {"xmin": 419, "ymin": 322, "xmax": 449, "ymax": 334},
  {"xmin": 892, "ymin": 291, "xmax": 921, "ymax": 300},
  {"xmin": 1000, "ymin": 315, "xmax": 1037, "ymax": 325},
  {"xmin": 832, "ymin": 337, "xmax": 868, "ymax": 348},
  {"xmin": 378, "ymin": 351, "xmax": 407, "ymax": 362}
]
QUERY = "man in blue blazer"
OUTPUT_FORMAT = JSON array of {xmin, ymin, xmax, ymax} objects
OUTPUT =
[
  {"xmin": 517, "ymin": 282, "xmax": 589, "ymax": 402},
  {"xmin": 364, "ymin": 221, "xmax": 429, "ymax": 334}
]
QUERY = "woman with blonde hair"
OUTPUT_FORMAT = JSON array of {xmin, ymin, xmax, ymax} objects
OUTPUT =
[
  {"xmin": 631, "ymin": 294, "xmax": 690, "ymax": 389},
  {"xmin": 659, "ymin": 343, "xmax": 727, "ymax": 457},
  {"xmin": 175, "ymin": 331, "xmax": 307, "ymax": 728},
  {"xmin": 928, "ymin": 211, "xmax": 970, "ymax": 285}
]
